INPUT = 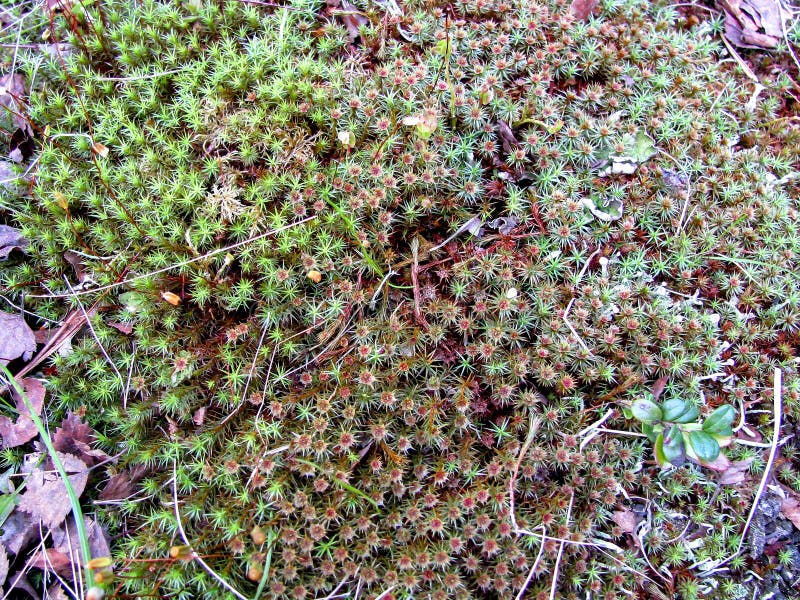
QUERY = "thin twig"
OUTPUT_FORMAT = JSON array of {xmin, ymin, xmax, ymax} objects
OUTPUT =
[
  {"xmin": 64, "ymin": 276, "xmax": 123, "ymax": 384},
  {"xmin": 548, "ymin": 491, "xmax": 574, "ymax": 600},
  {"xmin": 171, "ymin": 462, "xmax": 248, "ymax": 600},
  {"xmin": 737, "ymin": 368, "xmax": 782, "ymax": 554},
  {"xmin": 30, "ymin": 216, "xmax": 316, "ymax": 299}
]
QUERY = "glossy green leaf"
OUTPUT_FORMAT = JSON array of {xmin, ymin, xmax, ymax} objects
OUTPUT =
[
  {"xmin": 672, "ymin": 403, "xmax": 699, "ymax": 424},
  {"xmin": 661, "ymin": 399, "xmax": 689, "ymax": 422},
  {"xmin": 642, "ymin": 422, "xmax": 658, "ymax": 443},
  {"xmin": 662, "ymin": 425, "xmax": 686, "ymax": 466},
  {"xmin": 631, "ymin": 399, "xmax": 662, "ymax": 424},
  {"xmin": 688, "ymin": 430, "xmax": 720, "ymax": 463},
  {"xmin": 654, "ymin": 433, "xmax": 668, "ymax": 467},
  {"xmin": 702, "ymin": 405, "xmax": 735, "ymax": 436}
]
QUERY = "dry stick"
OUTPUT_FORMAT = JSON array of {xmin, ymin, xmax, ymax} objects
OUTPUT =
[
  {"xmin": 171, "ymin": 462, "xmax": 248, "ymax": 600},
  {"xmin": 548, "ymin": 491, "xmax": 574, "ymax": 600},
  {"xmin": 30, "ymin": 216, "xmax": 316, "ymax": 299},
  {"xmin": 737, "ymin": 368, "xmax": 782, "ymax": 554},
  {"xmin": 63, "ymin": 276, "xmax": 123, "ymax": 383},
  {"xmin": 563, "ymin": 248, "xmax": 600, "ymax": 353}
]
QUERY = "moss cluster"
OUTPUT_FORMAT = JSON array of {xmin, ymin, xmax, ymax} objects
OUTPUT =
[{"xmin": 1, "ymin": 0, "xmax": 799, "ymax": 597}]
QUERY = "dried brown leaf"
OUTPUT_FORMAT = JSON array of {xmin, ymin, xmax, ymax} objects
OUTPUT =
[
  {"xmin": 0, "ymin": 225, "xmax": 27, "ymax": 259},
  {"xmin": 51, "ymin": 516, "xmax": 110, "ymax": 562},
  {"xmin": 570, "ymin": 0, "xmax": 599, "ymax": 21},
  {"xmin": 18, "ymin": 451, "xmax": 88, "ymax": 530},
  {"xmin": 98, "ymin": 464, "xmax": 148, "ymax": 502},
  {"xmin": 611, "ymin": 508, "xmax": 640, "ymax": 534},
  {"xmin": 0, "ymin": 74, "xmax": 29, "ymax": 133},
  {"xmin": 0, "ymin": 311, "xmax": 36, "ymax": 365},
  {"xmin": 0, "ymin": 546, "xmax": 8, "ymax": 587},
  {"xmin": 0, "ymin": 511, "xmax": 39, "ymax": 554},
  {"xmin": 651, "ymin": 376, "xmax": 668, "ymax": 402},
  {"xmin": 52, "ymin": 412, "xmax": 109, "ymax": 467},
  {"xmin": 31, "ymin": 548, "xmax": 73, "ymax": 578},
  {"xmin": 702, "ymin": 454, "xmax": 755, "ymax": 485},
  {"xmin": 722, "ymin": 0, "xmax": 782, "ymax": 48},
  {"xmin": 0, "ymin": 378, "xmax": 46, "ymax": 448},
  {"xmin": 781, "ymin": 492, "xmax": 800, "ymax": 531}
]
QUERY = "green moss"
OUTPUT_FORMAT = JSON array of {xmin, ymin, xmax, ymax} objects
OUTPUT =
[{"xmin": 1, "ymin": 0, "xmax": 799, "ymax": 597}]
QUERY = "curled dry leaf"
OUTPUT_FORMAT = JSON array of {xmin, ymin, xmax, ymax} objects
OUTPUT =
[
  {"xmin": 0, "ymin": 225, "xmax": 27, "ymax": 260},
  {"xmin": 702, "ymin": 453, "xmax": 755, "ymax": 485},
  {"xmin": 611, "ymin": 507, "xmax": 640, "ymax": 535},
  {"xmin": 51, "ymin": 516, "xmax": 110, "ymax": 563},
  {"xmin": 52, "ymin": 412, "xmax": 110, "ymax": 467},
  {"xmin": 0, "ymin": 73, "xmax": 30, "ymax": 134},
  {"xmin": 0, "ymin": 311, "xmax": 36, "ymax": 365},
  {"xmin": 781, "ymin": 491, "xmax": 800, "ymax": 531},
  {"xmin": 0, "ymin": 378, "xmax": 45, "ymax": 448},
  {"xmin": 0, "ymin": 511, "xmax": 39, "ymax": 555},
  {"xmin": 0, "ymin": 546, "xmax": 7, "ymax": 587},
  {"xmin": 18, "ymin": 451, "xmax": 88, "ymax": 530},
  {"xmin": 31, "ymin": 548, "xmax": 73, "ymax": 578},
  {"xmin": 721, "ymin": 0, "xmax": 783, "ymax": 49}
]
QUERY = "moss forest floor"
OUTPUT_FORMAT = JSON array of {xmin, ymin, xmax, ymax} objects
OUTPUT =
[{"xmin": 1, "ymin": 0, "xmax": 800, "ymax": 599}]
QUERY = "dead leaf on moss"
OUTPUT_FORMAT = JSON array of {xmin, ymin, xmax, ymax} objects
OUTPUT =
[
  {"xmin": 0, "ymin": 510, "xmax": 39, "ymax": 554},
  {"xmin": 611, "ymin": 508, "xmax": 640, "ymax": 534},
  {"xmin": 0, "ymin": 74, "xmax": 30, "ymax": 134},
  {"xmin": 98, "ymin": 464, "xmax": 147, "ymax": 502},
  {"xmin": 781, "ymin": 492, "xmax": 800, "ymax": 531},
  {"xmin": 0, "ymin": 546, "xmax": 8, "ymax": 587},
  {"xmin": 570, "ymin": 0, "xmax": 599, "ymax": 20},
  {"xmin": 721, "ymin": 0, "xmax": 783, "ymax": 49},
  {"xmin": 31, "ymin": 548, "xmax": 73, "ymax": 578},
  {"xmin": 0, "ymin": 225, "xmax": 27, "ymax": 260},
  {"xmin": 0, "ymin": 311, "xmax": 37, "ymax": 365},
  {"xmin": 702, "ymin": 453, "xmax": 755, "ymax": 485},
  {"xmin": 52, "ymin": 413, "xmax": 109, "ymax": 467},
  {"xmin": 18, "ymin": 451, "xmax": 88, "ymax": 530},
  {"xmin": 51, "ymin": 516, "xmax": 110, "ymax": 564},
  {"xmin": 0, "ymin": 378, "xmax": 45, "ymax": 448}
]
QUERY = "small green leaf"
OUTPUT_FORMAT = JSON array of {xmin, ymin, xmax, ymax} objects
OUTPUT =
[
  {"xmin": 702, "ymin": 405, "xmax": 735, "ymax": 436},
  {"xmin": 661, "ymin": 399, "xmax": 689, "ymax": 422},
  {"xmin": 654, "ymin": 433, "xmax": 668, "ymax": 467},
  {"xmin": 632, "ymin": 130, "xmax": 656, "ymax": 163},
  {"xmin": 642, "ymin": 422, "xmax": 658, "ymax": 443},
  {"xmin": 631, "ymin": 399, "xmax": 662, "ymax": 424},
  {"xmin": 687, "ymin": 430, "xmax": 720, "ymax": 463},
  {"xmin": 662, "ymin": 425, "xmax": 686, "ymax": 466},
  {"xmin": 672, "ymin": 403, "xmax": 700, "ymax": 424}
]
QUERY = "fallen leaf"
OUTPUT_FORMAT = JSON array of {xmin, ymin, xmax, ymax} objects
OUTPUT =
[
  {"xmin": 496, "ymin": 120, "xmax": 520, "ymax": 154},
  {"xmin": 611, "ymin": 508, "xmax": 640, "ymax": 534},
  {"xmin": 47, "ymin": 585, "xmax": 70, "ymax": 600},
  {"xmin": 0, "ymin": 510, "xmax": 39, "ymax": 554},
  {"xmin": 781, "ymin": 492, "xmax": 800, "ymax": 531},
  {"xmin": 650, "ymin": 376, "xmax": 669, "ymax": 402},
  {"xmin": 106, "ymin": 321, "xmax": 133, "ymax": 335},
  {"xmin": 0, "ymin": 225, "xmax": 27, "ymax": 259},
  {"xmin": 51, "ymin": 516, "xmax": 110, "ymax": 562},
  {"xmin": 330, "ymin": 0, "xmax": 368, "ymax": 42},
  {"xmin": 8, "ymin": 572, "xmax": 39, "ymax": 600},
  {"xmin": 0, "ymin": 311, "xmax": 37, "ymax": 364},
  {"xmin": 31, "ymin": 548, "xmax": 73, "ymax": 578},
  {"xmin": 98, "ymin": 464, "xmax": 147, "ymax": 502},
  {"xmin": 570, "ymin": 0, "xmax": 599, "ymax": 20},
  {"xmin": 0, "ymin": 378, "xmax": 46, "ymax": 448},
  {"xmin": 0, "ymin": 546, "xmax": 8, "ymax": 587},
  {"xmin": 18, "ymin": 451, "xmax": 88, "ymax": 530},
  {"xmin": 192, "ymin": 406, "xmax": 207, "ymax": 427},
  {"xmin": 0, "ymin": 74, "xmax": 30, "ymax": 134},
  {"xmin": 702, "ymin": 454, "xmax": 755, "ymax": 484},
  {"xmin": 161, "ymin": 291, "xmax": 181, "ymax": 306},
  {"xmin": 722, "ymin": 0, "xmax": 782, "ymax": 49},
  {"xmin": 52, "ymin": 413, "xmax": 109, "ymax": 467}
]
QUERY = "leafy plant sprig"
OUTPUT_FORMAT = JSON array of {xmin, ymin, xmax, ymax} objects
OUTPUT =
[{"xmin": 629, "ymin": 398, "xmax": 736, "ymax": 467}]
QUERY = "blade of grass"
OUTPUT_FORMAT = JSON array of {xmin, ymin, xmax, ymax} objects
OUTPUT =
[
  {"xmin": 253, "ymin": 529, "xmax": 277, "ymax": 600},
  {"xmin": 0, "ymin": 366, "xmax": 93, "ymax": 588}
]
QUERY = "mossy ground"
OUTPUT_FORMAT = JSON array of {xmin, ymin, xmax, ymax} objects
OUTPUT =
[{"xmin": 1, "ymin": 0, "xmax": 800, "ymax": 598}]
